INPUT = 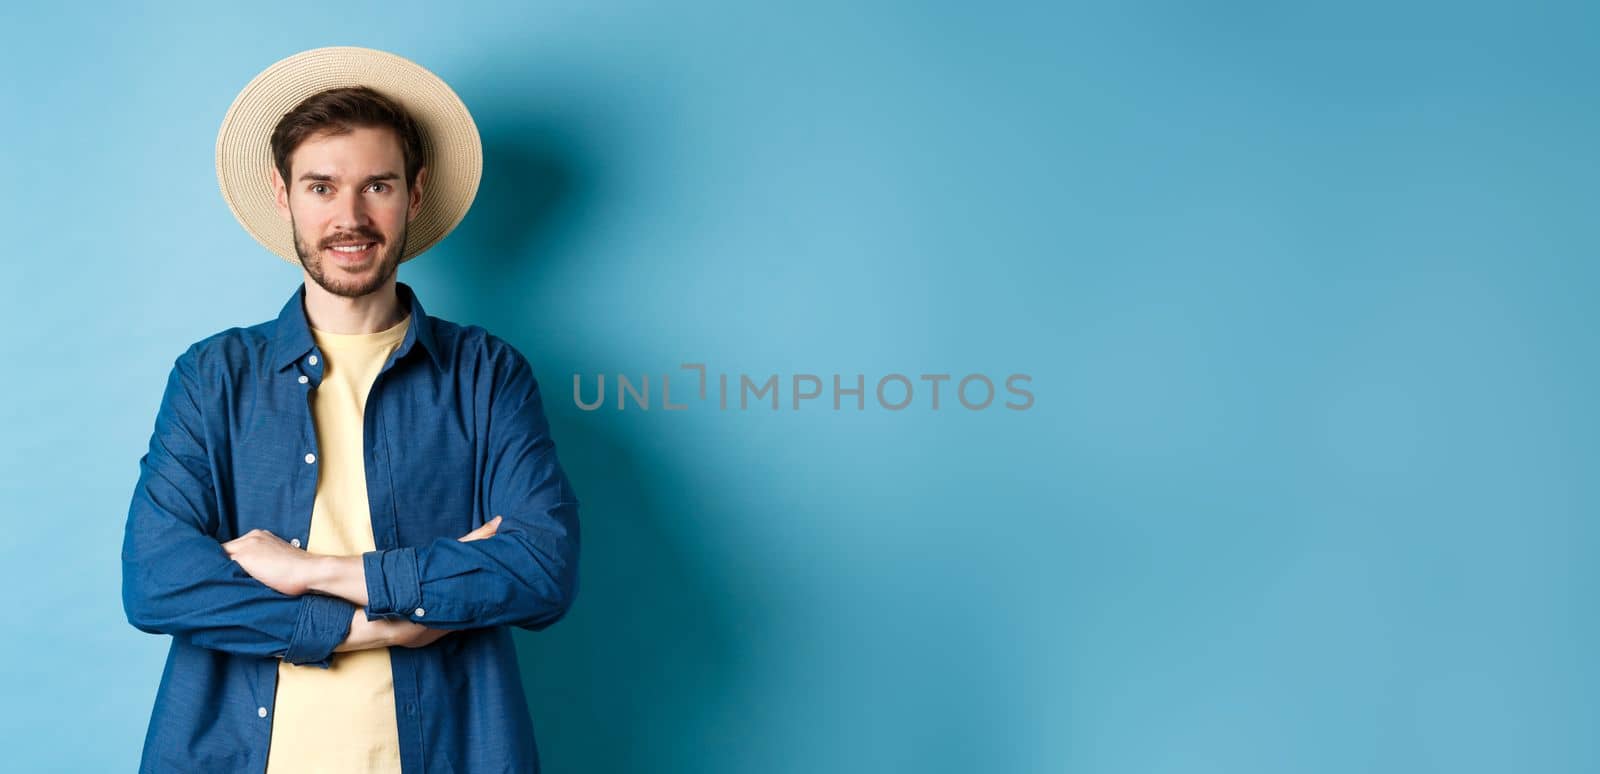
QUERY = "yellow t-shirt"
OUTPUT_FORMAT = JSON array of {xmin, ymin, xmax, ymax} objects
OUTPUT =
[{"xmin": 266, "ymin": 311, "xmax": 411, "ymax": 774}]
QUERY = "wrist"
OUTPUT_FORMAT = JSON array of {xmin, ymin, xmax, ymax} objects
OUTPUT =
[
  {"xmin": 306, "ymin": 554, "xmax": 369, "ymax": 606},
  {"xmin": 334, "ymin": 609, "xmax": 362, "ymax": 652},
  {"xmin": 335, "ymin": 609, "xmax": 396, "ymax": 652},
  {"xmin": 302, "ymin": 554, "xmax": 334, "ymax": 595}
]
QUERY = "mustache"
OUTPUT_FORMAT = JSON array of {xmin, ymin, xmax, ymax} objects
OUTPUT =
[{"xmin": 320, "ymin": 231, "xmax": 383, "ymax": 248}]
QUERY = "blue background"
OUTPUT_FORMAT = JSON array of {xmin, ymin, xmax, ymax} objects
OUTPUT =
[{"xmin": 2, "ymin": 1, "xmax": 1596, "ymax": 772}]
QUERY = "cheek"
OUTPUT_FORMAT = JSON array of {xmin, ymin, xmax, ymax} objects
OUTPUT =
[
  {"xmin": 390, "ymin": 197, "xmax": 414, "ymax": 218},
  {"xmin": 290, "ymin": 205, "xmax": 327, "ymax": 231},
  {"xmin": 378, "ymin": 207, "xmax": 411, "ymax": 232}
]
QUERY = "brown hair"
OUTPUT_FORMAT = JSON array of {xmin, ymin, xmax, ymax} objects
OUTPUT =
[{"xmin": 270, "ymin": 86, "xmax": 426, "ymax": 192}]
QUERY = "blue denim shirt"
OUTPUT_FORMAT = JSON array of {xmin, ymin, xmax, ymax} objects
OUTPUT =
[{"xmin": 121, "ymin": 280, "xmax": 580, "ymax": 773}]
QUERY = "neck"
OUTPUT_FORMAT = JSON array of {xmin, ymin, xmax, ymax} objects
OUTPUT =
[{"xmin": 301, "ymin": 274, "xmax": 405, "ymax": 334}]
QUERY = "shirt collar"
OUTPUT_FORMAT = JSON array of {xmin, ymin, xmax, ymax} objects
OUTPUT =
[{"xmin": 271, "ymin": 280, "xmax": 442, "ymax": 372}]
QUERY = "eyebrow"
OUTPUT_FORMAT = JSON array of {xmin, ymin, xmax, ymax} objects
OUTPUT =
[{"xmin": 297, "ymin": 171, "xmax": 401, "ymax": 185}]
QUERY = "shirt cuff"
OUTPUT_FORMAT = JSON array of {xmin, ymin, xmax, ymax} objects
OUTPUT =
[
  {"xmin": 283, "ymin": 593, "xmax": 356, "ymax": 668},
  {"xmin": 363, "ymin": 546, "xmax": 422, "ymax": 620}
]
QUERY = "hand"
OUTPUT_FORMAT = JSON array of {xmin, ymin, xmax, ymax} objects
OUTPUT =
[
  {"xmin": 222, "ymin": 529, "xmax": 315, "ymax": 597},
  {"xmin": 340, "ymin": 613, "xmax": 451, "ymax": 652}
]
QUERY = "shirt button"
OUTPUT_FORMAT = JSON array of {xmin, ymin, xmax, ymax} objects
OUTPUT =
[
  {"xmin": 298, "ymin": 375, "xmax": 309, "ymax": 384},
  {"xmin": 414, "ymin": 607, "xmax": 426, "ymax": 617},
  {"xmin": 290, "ymin": 538, "xmax": 301, "ymax": 548},
  {"xmin": 258, "ymin": 706, "xmax": 268, "ymax": 718},
  {"xmin": 304, "ymin": 453, "xmax": 316, "ymax": 464},
  {"xmin": 406, "ymin": 703, "xmax": 417, "ymax": 716},
  {"xmin": 308, "ymin": 355, "xmax": 318, "ymax": 366}
]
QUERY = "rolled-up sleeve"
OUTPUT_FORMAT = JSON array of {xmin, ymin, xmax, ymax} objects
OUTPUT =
[
  {"xmin": 121, "ymin": 347, "xmax": 355, "ymax": 668},
  {"xmin": 363, "ymin": 343, "xmax": 580, "ymax": 631}
]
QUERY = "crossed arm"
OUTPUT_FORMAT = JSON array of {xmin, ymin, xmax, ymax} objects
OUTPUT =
[
  {"xmin": 123, "ymin": 344, "xmax": 580, "ymax": 669},
  {"xmin": 220, "ymin": 517, "xmax": 504, "ymax": 654}
]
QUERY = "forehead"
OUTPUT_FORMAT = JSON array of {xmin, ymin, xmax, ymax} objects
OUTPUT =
[{"xmin": 289, "ymin": 125, "xmax": 404, "ymax": 177}]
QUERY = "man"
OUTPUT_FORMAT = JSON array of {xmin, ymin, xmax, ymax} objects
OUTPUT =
[{"xmin": 121, "ymin": 47, "xmax": 580, "ymax": 773}]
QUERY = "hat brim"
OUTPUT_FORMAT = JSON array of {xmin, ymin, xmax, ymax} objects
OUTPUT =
[{"xmin": 215, "ymin": 46, "xmax": 482, "ymax": 265}]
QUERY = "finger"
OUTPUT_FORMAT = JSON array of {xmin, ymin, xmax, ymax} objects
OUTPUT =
[{"xmin": 460, "ymin": 516, "xmax": 504, "ymax": 541}]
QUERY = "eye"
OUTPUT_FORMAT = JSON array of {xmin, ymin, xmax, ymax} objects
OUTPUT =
[
  {"xmin": 310, "ymin": 183, "xmax": 330, "ymax": 195},
  {"xmin": 368, "ymin": 182, "xmax": 390, "ymax": 193}
]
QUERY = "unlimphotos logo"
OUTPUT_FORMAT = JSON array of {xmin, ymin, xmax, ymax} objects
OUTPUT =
[{"xmin": 573, "ymin": 363, "xmax": 1034, "ymax": 411}]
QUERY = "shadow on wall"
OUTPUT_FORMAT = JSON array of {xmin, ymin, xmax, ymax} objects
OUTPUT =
[{"xmin": 445, "ymin": 120, "xmax": 744, "ymax": 773}]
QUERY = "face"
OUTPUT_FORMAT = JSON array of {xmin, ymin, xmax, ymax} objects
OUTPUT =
[{"xmin": 270, "ymin": 125, "xmax": 427, "ymax": 298}]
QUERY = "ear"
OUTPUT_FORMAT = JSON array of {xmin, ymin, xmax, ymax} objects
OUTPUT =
[
  {"xmin": 269, "ymin": 166, "xmax": 291, "ymax": 222},
  {"xmin": 408, "ymin": 166, "xmax": 428, "ymax": 222}
]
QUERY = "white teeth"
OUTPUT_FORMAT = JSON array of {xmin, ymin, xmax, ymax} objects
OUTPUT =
[{"xmin": 330, "ymin": 243, "xmax": 372, "ymax": 253}]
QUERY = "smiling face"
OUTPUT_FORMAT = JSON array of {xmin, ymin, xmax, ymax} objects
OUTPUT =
[{"xmin": 270, "ymin": 125, "xmax": 427, "ymax": 299}]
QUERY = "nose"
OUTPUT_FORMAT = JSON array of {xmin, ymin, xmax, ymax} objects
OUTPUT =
[{"xmin": 331, "ymin": 187, "xmax": 372, "ymax": 233}]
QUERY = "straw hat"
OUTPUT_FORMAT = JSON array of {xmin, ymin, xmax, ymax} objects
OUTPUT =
[{"xmin": 215, "ymin": 46, "xmax": 482, "ymax": 265}]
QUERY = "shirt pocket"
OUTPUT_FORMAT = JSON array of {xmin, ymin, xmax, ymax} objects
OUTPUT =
[
  {"xmin": 228, "ymin": 406, "xmax": 310, "ymax": 538},
  {"xmin": 380, "ymin": 408, "xmax": 480, "ymax": 546}
]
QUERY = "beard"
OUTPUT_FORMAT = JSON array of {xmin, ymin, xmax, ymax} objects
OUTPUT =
[{"xmin": 291, "ymin": 215, "xmax": 408, "ymax": 299}]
